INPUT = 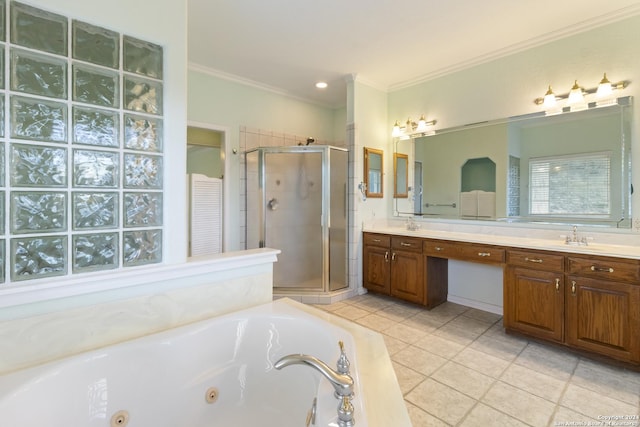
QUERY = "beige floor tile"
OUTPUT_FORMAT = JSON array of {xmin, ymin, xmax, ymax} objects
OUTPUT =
[
  {"xmin": 432, "ymin": 361, "xmax": 495, "ymax": 399},
  {"xmin": 446, "ymin": 314, "xmax": 494, "ymax": 336},
  {"xmin": 453, "ymin": 347, "xmax": 510, "ymax": 378},
  {"xmin": 432, "ymin": 323, "xmax": 481, "ymax": 346},
  {"xmin": 376, "ymin": 303, "xmax": 422, "ymax": 322},
  {"xmin": 459, "ymin": 403, "xmax": 529, "ymax": 427},
  {"xmin": 382, "ymin": 334, "xmax": 410, "ymax": 356},
  {"xmin": 413, "ymin": 333, "xmax": 465, "ymax": 359},
  {"xmin": 430, "ymin": 301, "xmax": 469, "ymax": 316},
  {"xmin": 318, "ymin": 300, "xmax": 351, "ymax": 312},
  {"xmin": 468, "ymin": 334, "xmax": 526, "ymax": 362},
  {"xmin": 331, "ymin": 305, "xmax": 370, "ymax": 320},
  {"xmin": 401, "ymin": 313, "xmax": 445, "ymax": 332},
  {"xmin": 560, "ymin": 383, "xmax": 639, "ymax": 421},
  {"xmin": 461, "ymin": 308, "xmax": 503, "ymax": 324},
  {"xmin": 482, "ymin": 381, "xmax": 556, "ymax": 426},
  {"xmin": 405, "ymin": 401, "xmax": 450, "ymax": 427},
  {"xmin": 500, "ymin": 362, "xmax": 567, "ymax": 403},
  {"xmin": 406, "ymin": 379, "xmax": 476, "ymax": 425},
  {"xmin": 392, "ymin": 361, "xmax": 426, "ymax": 395},
  {"xmin": 570, "ymin": 359, "xmax": 640, "ymax": 406},
  {"xmin": 355, "ymin": 313, "xmax": 397, "ymax": 332},
  {"xmin": 383, "ymin": 322, "xmax": 429, "ymax": 344},
  {"xmin": 514, "ymin": 342, "xmax": 578, "ymax": 381},
  {"xmin": 392, "ymin": 345, "xmax": 448, "ymax": 376},
  {"xmin": 551, "ymin": 407, "xmax": 600, "ymax": 426},
  {"xmin": 348, "ymin": 294, "xmax": 395, "ymax": 311}
]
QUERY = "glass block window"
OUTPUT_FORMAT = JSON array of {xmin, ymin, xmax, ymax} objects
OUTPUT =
[{"xmin": 0, "ymin": 1, "xmax": 164, "ymax": 284}]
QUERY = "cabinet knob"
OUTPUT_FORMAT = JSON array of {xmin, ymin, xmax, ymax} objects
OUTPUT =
[{"xmin": 435, "ymin": 247, "xmax": 443, "ymax": 251}]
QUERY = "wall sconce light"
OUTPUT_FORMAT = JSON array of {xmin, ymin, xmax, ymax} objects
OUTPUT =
[
  {"xmin": 391, "ymin": 114, "xmax": 437, "ymax": 138},
  {"xmin": 534, "ymin": 73, "xmax": 629, "ymax": 108}
]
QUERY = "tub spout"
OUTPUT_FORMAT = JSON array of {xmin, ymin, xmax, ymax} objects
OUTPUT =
[{"xmin": 274, "ymin": 353, "xmax": 354, "ymax": 397}]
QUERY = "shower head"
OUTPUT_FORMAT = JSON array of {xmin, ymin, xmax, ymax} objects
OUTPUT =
[{"xmin": 306, "ymin": 137, "xmax": 315, "ymax": 146}]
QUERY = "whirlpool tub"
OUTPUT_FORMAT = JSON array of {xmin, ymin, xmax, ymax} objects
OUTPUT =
[{"xmin": 0, "ymin": 298, "xmax": 410, "ymax": 427}]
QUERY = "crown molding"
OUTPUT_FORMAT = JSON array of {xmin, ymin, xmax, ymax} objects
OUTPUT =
[
  {"xmin": 389, "ymin": 4, "xmax": 640, "ymax": 92},
  {"xmin": 187, "ymin": 62, "xmax": 340, "ymax": 109}
]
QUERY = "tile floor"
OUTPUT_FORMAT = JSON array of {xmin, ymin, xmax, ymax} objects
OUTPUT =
[{"xmin": 312, "ymin": 293, "xmax": 640, "ymax": 427}]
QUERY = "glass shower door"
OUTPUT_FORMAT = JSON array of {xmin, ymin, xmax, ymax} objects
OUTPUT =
[{"xmin": 264, "ymin": 151, "xmax": 324, "ymax": 290}]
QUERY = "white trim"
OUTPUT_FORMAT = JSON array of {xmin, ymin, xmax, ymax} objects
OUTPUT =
[{"xmin": 446, "ymin": 294, "xmax": 503, "ymax": 316}]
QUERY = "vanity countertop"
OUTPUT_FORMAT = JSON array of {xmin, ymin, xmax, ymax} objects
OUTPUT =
[{"xmin": 363, "ymin": 225, "xmax": 640, "ymax": 260}]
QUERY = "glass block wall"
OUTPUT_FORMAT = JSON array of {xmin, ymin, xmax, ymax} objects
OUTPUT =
[{"xmin": 1, "ymin": 1, "xmax": 164, "ymax": 283}]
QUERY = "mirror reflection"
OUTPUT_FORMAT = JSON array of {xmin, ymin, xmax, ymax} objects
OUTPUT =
[
  {"xmin": 364, "ymin": 147, "xmax": 383, "ymax": 197},
  {"xmin": 394, "ymin": 152, "xmax": 408, "ymax": 198},
  {"xmin": 395, "ymin": 97, "xmax": 632, "ymax": 228}
]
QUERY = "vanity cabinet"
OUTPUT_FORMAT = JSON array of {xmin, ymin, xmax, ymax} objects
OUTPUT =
[
  {"xmin": 565, "ymin": 255, "xmax": 640, "ymax": 363},
  {"xmin": 505, "ymin": 250, "xmax": 565, "ymax": 342},
  {"xmin": 362, "ymin": 230, "xmax": 640, "ymax": 366},
  {"xmin": 362, "ymin": 233, "xmax": 391, "ymax": 295},
  {"xmin": 389, "ymin": 236, "xmax": 424, "ymax": 304},
  {"xmin": 362, "ymin": 233, "xmax": 432, "ymax": 305}
]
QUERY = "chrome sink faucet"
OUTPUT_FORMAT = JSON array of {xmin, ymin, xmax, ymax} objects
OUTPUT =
[{"xmin": 565, "ymin": 225, "xmax": 589, "ymax": 246}]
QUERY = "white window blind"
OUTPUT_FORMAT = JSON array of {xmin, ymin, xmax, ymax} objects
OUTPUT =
[{"xmin": 529, "ymin": 152, "xmax": 611, "ymax": 216}]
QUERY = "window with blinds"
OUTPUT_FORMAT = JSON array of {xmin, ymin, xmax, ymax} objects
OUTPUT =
[{"xmin": 529, "ymin": 152, "xmax": 611, "ymax": 216}]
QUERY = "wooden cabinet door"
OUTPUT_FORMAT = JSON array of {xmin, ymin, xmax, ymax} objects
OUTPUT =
[
  {"xmin": 363, "ymin": 245, "xmax": 390, "ymax": 295},
  {"xmin": 390, "ymin": 250, "xmax": 425, "ymax": 305},
  {"xmin": 566, "ymin": 276, "xmax": 640, "ymax": 363},
  {"xmin": 505, "ymin": 267, "xmax": 564, "ymax": 342}
]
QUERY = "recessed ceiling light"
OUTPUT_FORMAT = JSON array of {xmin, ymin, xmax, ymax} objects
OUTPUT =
[{"xmin": 315, "ymin": 81, "xmax": 328, "ymax": 89}]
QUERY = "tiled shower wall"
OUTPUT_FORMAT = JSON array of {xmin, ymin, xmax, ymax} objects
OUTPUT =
[{"xmin": 238, "ymin": 126, "xmax": 345, "ymax": 250}]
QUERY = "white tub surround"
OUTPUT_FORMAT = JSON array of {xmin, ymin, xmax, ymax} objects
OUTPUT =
[
  {"xmin": 0, "ymin": 298, "xmax": 410, "ymax": 427},
  {"xmin": 0, "ymin": 249, "xmax": 279, "ymax": 375}
]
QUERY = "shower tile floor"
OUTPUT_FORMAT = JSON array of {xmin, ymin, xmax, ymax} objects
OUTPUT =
[{"xmin": 311, "ymin": 293, "xmax": 640, "ymax": 427}]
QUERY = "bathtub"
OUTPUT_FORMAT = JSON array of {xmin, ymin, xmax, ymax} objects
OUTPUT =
[{"xmin": 0, "ymin": 298, "xmax": 385, "ymax": 427}]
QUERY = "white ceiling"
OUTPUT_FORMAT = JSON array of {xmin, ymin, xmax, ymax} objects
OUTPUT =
[{"xmin": 187, "ymin": 0, "xmax": 640, "ymax": 108}]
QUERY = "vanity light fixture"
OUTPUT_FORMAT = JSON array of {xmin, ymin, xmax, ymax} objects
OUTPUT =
[
  {"xmin": 391, "ymin": 114, "xmax": 437, "ymax": 138},
  {"xmin": 534, "ymin": 73, "xmax": 629, "ymax": 106}
]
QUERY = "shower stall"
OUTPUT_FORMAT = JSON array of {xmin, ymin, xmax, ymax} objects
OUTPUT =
[{"xmin": 245, "ymin": 145, "xmax": 348, "ymax": 294}]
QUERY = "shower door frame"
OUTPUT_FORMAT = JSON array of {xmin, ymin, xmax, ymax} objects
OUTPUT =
[{"xmin": 251, "ymin": 145, "xmax": 348, "ymax": 293}]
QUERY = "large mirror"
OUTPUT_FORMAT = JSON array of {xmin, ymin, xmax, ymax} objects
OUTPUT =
[
  {"xmin": 364, "ymin": 147, "xmax": 383, "ymax": 198},
  {"xmin": 395, "ymin": 97, "xmax": 633, "ymax": 228}
]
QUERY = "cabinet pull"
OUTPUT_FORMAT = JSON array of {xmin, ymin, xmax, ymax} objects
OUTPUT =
[
  {"xmin": 392, "ymin": 253, "xmax": 397, "ymax": 261},
  {"xmin": 525, "ymin": 257, "xmax": 543, "ymax": 263},
  {"xmin": 555, "ymin": 278, "xmax": 560, "ymax": 292},
  {"xmin": 435, "ymin": 247, "xmax": 444, "ymax": 251},
  {"xmin": 590, "ymin": 265, "xmax": 614, "ymax": 273},
  {"xmin": 571, "ymin": 280, "xmax": 576, "ymax": 295},
  {"xmin": 478, "ymin": 252, "xmax": 491, "ymax": 257},
  {"xmin": 400, "ymin": 242, "xmax": 412, "ymax": 247},
  {"xmin": 372, "ymin": 238, "xmax": 381, "ymax": 243},
  {"xmin": 384, "ymin": 251, "xmax": 389, "ymax": 262}
]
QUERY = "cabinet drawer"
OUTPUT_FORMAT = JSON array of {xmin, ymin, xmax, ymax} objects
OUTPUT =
[
  {"xmin": 567, "ymin": 256, "xmax": 640, "ymax": 283},
  {"xmin": 456, "ymin": 243, "xmax": 505, "ymax": 264},
  {"xmin": 364, "ymin": 233, "xmax": 390, "ymax": 248},
  {"xmin": 507, "ymin": 249, "xmax": 564, "ymax": 272},
  {"xmin": 423, "ymin": 239, "xmax": 458, "ymax": 257},
  {"xmin": 391, "ymin": 236, "xmax": 423, "ymax": 253}
]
